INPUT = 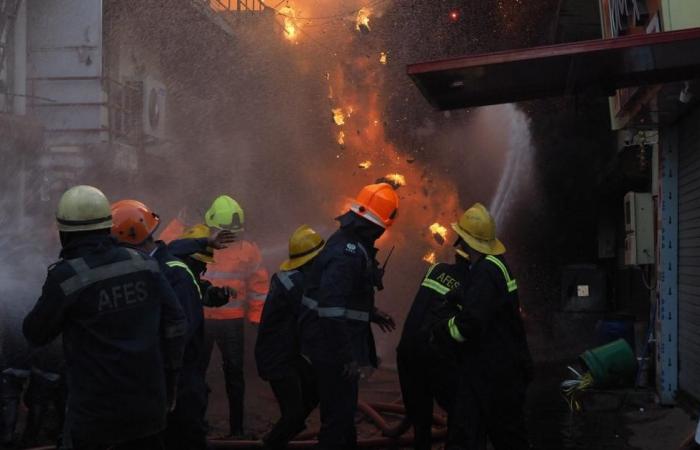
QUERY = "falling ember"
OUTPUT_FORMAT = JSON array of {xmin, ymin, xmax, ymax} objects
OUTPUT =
[
  {"xmin": 332, "ymin": 108, "xmax": 345, "ymax": 126},
  {"xmin": 279, "ymin": 5, "xmax": 298, "ymax": 41},
  {"xmin": 356, "ymin": 7, "xmax": 371, "ymax": 33},
  {"xmin": 358, "ymin": 160, "xmax": 372, "ymax": 170},
  {"xmin": 337, "ymin": 131, "xmax": 345, "ymax": 147},
  {"xmin": 429, "ymin": 222, "xmax": 448, "ymax": 245},
  {"xmin": 379, "ymin": 52, "xmax": 388, "ymax": 65},
  {"xmin": 423, "ymin": 251, "xmax": 437, "ymax": 265},
  {"xmin": 376, "ymin": 173, "xmax": 406, "ymax": 189}
]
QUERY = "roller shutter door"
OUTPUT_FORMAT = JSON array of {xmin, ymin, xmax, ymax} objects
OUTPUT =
[{"xmin": 678, "ymin": 107, "xmax": 700, "ymax": 402}]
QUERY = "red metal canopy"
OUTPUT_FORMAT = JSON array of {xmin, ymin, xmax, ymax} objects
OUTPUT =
[{"xmin": 407, "ymin": 28, "xmax": 700, "ymax": 110}]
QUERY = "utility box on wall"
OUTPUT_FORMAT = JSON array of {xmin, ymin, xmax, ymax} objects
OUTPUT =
[{"xmin": 624, "ymin": 192, "xmax": 654, "ymax": 265}]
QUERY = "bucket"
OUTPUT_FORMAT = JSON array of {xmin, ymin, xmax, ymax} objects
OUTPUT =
[
  {"xmin": 580, "ymin": 338, "xmax": 637, "ymax": 388},
  {"xmin": 595, "ymin": 315, "xmax": 636, "ymax": 350}
]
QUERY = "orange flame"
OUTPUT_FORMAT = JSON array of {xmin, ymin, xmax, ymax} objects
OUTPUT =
[
  {"xmin": 279, "ymin": 5, "xmax": 298, "ymax": 41},
  {"xmin": 422, "ymin": 250, "xmax": 437, "ymax": 264},
  {"xmin": 379, "ymin": 52, "xmax": 388, "ymax": 65},
  {"xmin": 384, "ymin": 173, "xmax": 406, "ymax": 187},
  {"xmin": 332, "ymin": 108, "xmax": 345, "ymax": 126},
  {"xmin": 429, "ymin": 222, "xmax": 448, "ymax": 245},
  {"xmin": 358, "ymin": 160, "xmax": 372, "ymax": 170},
  {"xmin": 356, "ymin": 7, "xmax": 371, "ymax": 32},
  {"xmin": 338, "ymin": 131, "xmax": 345, "ymax": 146}
]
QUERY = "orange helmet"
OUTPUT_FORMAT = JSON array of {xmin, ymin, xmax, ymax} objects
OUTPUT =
[
  {"xmin": 111, "ymin": 199, "xmax": 161, "ymax": 245},
  {"xmin": 350, "ymin": 183, "xmax": 399, "ymax": 228}
]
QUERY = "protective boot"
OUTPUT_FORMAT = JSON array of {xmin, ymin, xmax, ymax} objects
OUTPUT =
[{"xmin": 0, "ymin": 369, "xmax": 29, "ymax": 445}]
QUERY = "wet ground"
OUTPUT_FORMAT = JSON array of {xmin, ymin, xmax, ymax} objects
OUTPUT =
[
  {"xmin": 4, "ymin": 329, "xmax": 692, "ymax": 449},
  {"xmin": 204, "ymin": 331, "xmax": 694, "ymax": 450}
]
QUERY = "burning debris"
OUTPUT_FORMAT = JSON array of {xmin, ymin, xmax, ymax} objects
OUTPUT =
[
  {"xmin": 376, "ymin": 173, "xmax": 406, "ymax": 189},
  {"xmin": 337, "ymin": 131, "xmax": 346, "ymax": 147},
  {"xmin": 278, "ymin": 5, "xmax": 298, "ymax": 41},
  {"xmin": 429, "ymin": 222, "xmax": 448, "ymax": 245},
  {"xmin": 358, "ymin": 160, "xmax": 372, "ymax": 170},
  {"xmin": 379, "ymin": 52, "xmax": 388, "ymax": 65},
  {"xmin": 422, "ymin": 251, "xmax": 437, "ymax": 265},
  {"xmin": 356, "ymin": 7, "xmax": 371, "ymax": 33},
  {"xmin": 332, "ymin": 108, "xmax": 346, "ymax": 126}
]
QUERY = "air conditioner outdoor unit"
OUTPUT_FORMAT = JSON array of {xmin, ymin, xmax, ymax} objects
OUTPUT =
[{"xmin": 142, "ymin": 77, "xmax": 167, "ymax": 141}]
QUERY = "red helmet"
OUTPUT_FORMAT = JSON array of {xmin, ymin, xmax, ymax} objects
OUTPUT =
[
  {"xmin": 350, "ymin": 183, "xmax": 399, "ymax": 228},
  {"xmin": 111, "ymin": 199, "xmax": 160, "ymax": 245}
]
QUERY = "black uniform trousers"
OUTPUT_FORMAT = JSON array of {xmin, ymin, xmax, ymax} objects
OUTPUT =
[
  {"xmin": 69, "ymin": 434, "xmax": 163, "ymax": 450},
  {"xmin": 446, "ymin": 372, "xmax": 527, "ymax": 450},
  {"xmin": 397, "ymin": 345, "xmax": 459, "ymax": 450},
  {"xmin": 202, "ymin": 318, "xmax": 245, "ymax": 434},
  {"xmin": 313, "ymin": 361, "xmax": 358, "ymax": 450},
  {"xmin": 263, "ymin": 358, "xmax": 318, "ymax": 450},
  {"xmin": 163, "ymin": 378, "xmax": 208, "ymax": 450}
]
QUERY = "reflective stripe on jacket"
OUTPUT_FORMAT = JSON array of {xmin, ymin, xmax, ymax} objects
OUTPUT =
[
  {"xmin": 299, "ymin": 224, "xmax": 378, "ymax": 367},
  {"xmin": 399, "ymin": 260, "xmax": 470, "ymax": 354},
  {"xmin": 204, "ymin": 240, "xmax": 269, "ymax": 322}
]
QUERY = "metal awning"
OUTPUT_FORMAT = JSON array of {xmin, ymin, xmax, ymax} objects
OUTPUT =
[{"xmin": 407, "ymin": 28, "xmax": 700, "ymax": 110}]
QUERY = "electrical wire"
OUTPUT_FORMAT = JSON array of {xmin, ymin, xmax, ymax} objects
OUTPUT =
[{"xmin": 561, "ymin": 366, "xmax": 594, "ymax": 412}]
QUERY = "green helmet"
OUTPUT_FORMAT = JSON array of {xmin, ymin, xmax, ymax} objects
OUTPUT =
[
  {"xmin": 205, "ymin": 195, "xmax": 244, "ymax": 232},
  {"xmin": 56, "ymin": 185, "xmax": 113, "ymax": 232}
]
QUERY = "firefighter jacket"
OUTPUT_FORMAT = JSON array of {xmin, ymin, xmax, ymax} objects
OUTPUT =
[
  {"xmin": 151, "ymin": 242, "xmax": 205, "ymax": 384},
  {"xmin": 204, "ymin": 240, "xmax": 269, "ymax": 323},
  {"xmin": 447, "ymin": 255, "xmax": 533, "ymax": 384},
  {"xmin": 255, "ymin": 270, "xmax": 304, "ymax": 381},
  {"xmin": 299, "ymin": 215, "xmax": 380, "ymax": 367},
  {"xmin": 398, "ymin": 258, "xmax": 470, "ymax": 356},
  {"xmin": 22, "ymin": 234, "xmax": 187, "ymax": 445}
]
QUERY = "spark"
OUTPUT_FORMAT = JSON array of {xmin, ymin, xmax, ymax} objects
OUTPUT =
[
  {"xmin": 379, "ymin": 52, "xmax": 388, "ymax": 65},
  {"xmin": 423, "ymin": 251, "xmax": 437, "ymax": 264},
  {"xmin": 358, "ymin": 160, "xmax": 372, "ymax": 170}
]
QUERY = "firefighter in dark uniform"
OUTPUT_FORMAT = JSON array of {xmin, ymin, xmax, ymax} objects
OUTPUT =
[
  {"xmin": 390, "ymin": 244, "xmax": 471, "ymax": 449},
  {"xmin": 255, "ymin": 225, "xmax": 325, "ymax": 450},
  {"xmin": 110, "ymin": 200, "xmax": 234, "ymax": 450},
  {"xmin": 299, "ymin": 183, "xmax": 399, "ymax": 450},
  {"xmin": 433, "ymin": 203, "xmax": 533, "ymax": 450},
  {"xmin": 22, "ymin": 185, "xmax": 187, "ymax": 450}
]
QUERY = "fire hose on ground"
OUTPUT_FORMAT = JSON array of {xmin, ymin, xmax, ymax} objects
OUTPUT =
[
  {"xmin": 208, "ymin": 400, "xmax": 447, "ymax": 449},
  {"xmin": 27, "ymin": 400, "xmax": 447, "ymax": 450}
]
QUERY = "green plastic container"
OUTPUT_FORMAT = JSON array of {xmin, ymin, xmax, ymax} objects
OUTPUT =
[{"xmin": 580, "ymin": 338, "xmax": 637, "ymax": 387}]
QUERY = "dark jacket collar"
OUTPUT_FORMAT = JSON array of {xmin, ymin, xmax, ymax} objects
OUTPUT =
[
  {"xmin": 336, "ymin": 211, "xmax": 380, "ymax": 256},
  {"xmin": 60, "ymin": 234, "xmax": 116, "ymax": 260}
]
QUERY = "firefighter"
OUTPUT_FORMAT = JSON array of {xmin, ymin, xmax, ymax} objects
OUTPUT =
[
  {"xmin": 255, "ymin": 225, "xmax": 325, "ymax": 450},
  {"xmin": 110, "ymin": 199, "xmax": 213, "ymax": 450},
  {"xmin": 432, "ymin": 203, "xmax": 533, "ymax": 450},
  {"xmin": 200, "ymin": 195, "xmax": 269, "ymax": 438},
  {"xmin": 389, "ymin": 239, "xmax": 471, "ymax": 449},
  {"xmin": 167, "ymin": 224, "xmax": 237, "ymax": 309},
  {"xmin": 299, "ymin": 183, "xmax": 398, "ymax": 450},
  {"xmin": 22, "ymin": 185, "xmax": 187, "ymax": 450}
]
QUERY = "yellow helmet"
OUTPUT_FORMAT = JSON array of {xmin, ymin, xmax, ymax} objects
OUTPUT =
[
  {"xmin": 180, "ymin": 224, "xmax": 215, "ymax": 263},
  {"xmin": 56, "ymin": 185, "xmax": 113, "ymax": 232},
  {"xmin": 451, "ymin": 203, "xmax": 506, "ymax": 256},
  {"xmin": 205, "ymin": 195, "xmax": 244, "ymax": 232},
  {"xmin": 280, "ymin": 225, "xmax": 325, "ymax": 271}
]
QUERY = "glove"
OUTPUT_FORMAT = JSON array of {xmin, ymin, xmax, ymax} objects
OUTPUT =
[
  {"xmin": 371, "ymin": 308, "xmax": 396, "ymax": 333},
  {"xmin": 203, "ymin": 286, "xmax": 235, "ymax": 307},
  {"xmin": 165, "ymin": 371, "xmax": 179, "ymax": 413},
  {"xmin": 429, "ymin": 319, "xmax": 462, "ymax": 361},
  {"xmin": 341, "ymin": 361, "xmax": 360, "ymax": 382}
]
